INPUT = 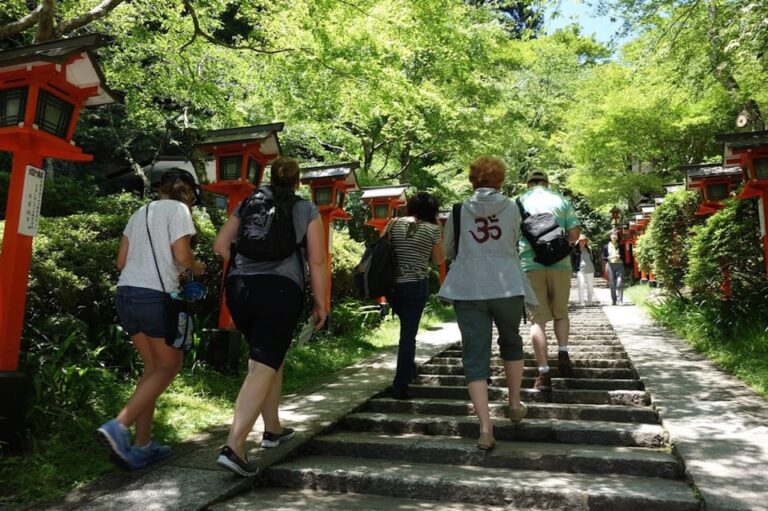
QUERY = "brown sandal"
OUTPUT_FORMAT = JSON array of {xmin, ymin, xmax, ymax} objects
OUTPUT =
[
  {"xmin": 509, "ymin": 402, "xmax": 528, "ymax": 423},
  {"xmin": 477, "ymin": 431, "xmax": 495, "ymax": 450}
]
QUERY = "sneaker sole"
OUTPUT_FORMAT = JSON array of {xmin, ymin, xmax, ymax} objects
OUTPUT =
[
  {"xmin": 96, "ymin": 429, "xmax": 132, "ymax": 469},
  {"xmin": 261, "ymin": 431, "xmax": 295, "ymax": 448},
  {"xmin": 216, "ymin": 454, "xmax": 259, "ymax": 477}
]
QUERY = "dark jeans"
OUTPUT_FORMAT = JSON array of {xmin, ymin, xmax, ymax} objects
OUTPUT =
[
  {"xmin": 389, "ymin": 278, "xmax": 430, "ymax": 390},
  {"xmin": 607, "ymin": 262, "xmax": 624, "ymax": 304}
]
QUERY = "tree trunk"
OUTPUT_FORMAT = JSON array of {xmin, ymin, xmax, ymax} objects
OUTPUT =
[
  {"xmin": 706, "ymin": 1, "xmax": 765, "ymax": 128},
  {"xmin": 35, "ymin": 0, "xmax": 57, "ymax": 43}
]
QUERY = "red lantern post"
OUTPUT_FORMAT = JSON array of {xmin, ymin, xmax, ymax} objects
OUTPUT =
[
  {"xmin": 717, "ymin": 130, "xmax": 768, "ymax": 279},
  {"xmin": 0, "ymin": 35, "xmax": 119, "ymax": 444},
  {"xmin": 197, "ymin": 124, "xmax": 284, "ymax": 329},
  {"xmin": 300, "ymin": 163, "xmax": 359, "ymax": 312},
  {"xmin": 684, "ymin": 163, "xmax": 743, "ymax": 216}
]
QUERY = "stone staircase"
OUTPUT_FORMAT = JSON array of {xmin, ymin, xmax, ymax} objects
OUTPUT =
[{"xmin": 214, "ymin": 303, "xmax": 701, "ymax": 510}]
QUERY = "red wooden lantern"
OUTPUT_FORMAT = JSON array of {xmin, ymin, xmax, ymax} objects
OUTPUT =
[
  {"xmin": 683, "ymin": 163, "xmax": 742, "ymax": 216},
  {"xmin": 0, "ymin": 35, "xmax": 119, "ymax": 446},
  {"xmin": 717, "ymin": 130, "xmax": 768, "ymax": 278},
  {"xmin": 0, "ymin": 35, "xmax": 119, "ymax": 371},
  {"xmin": 197, "ymin": 123, "xmax": 283, "ymax": 215},
  {"xmin": 361, "ymin": 185, "xmax": 408, "ymax": 233},
  {"xmin": 196, "ymin": 124, "xmax": 283, "ymax": 331},
  {"xmin": 300, "ymin": 162, "xmax": 360, "ymax": 311}
]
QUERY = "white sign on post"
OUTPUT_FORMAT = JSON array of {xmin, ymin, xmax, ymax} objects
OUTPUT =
[{"xmin": 18, "ymin": 165, "xmax": 46, "ymax": 237}]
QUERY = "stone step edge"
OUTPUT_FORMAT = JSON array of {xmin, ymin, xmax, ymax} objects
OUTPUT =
[
  {"xmin": 306, "ymin": 432, "xmax": 682, "ymax": 479},
  {"xmin": 265, "ymin": 456, "xmax": 698, "ymax": 511},
  {"xmin": 343, "ymin": 412, "xmax": 669, "ymax": 447}
]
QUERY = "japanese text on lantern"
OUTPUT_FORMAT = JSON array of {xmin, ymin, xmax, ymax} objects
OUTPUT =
[{"xmin": 18, "ymin": 165, "xmax": 46, "ymax": 237}]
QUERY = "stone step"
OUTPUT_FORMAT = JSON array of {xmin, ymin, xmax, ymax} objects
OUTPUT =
[
  {"xmin": 342, "ymin": 412, "xmax": 667, "ymax": 447},
  {"xmin": 430, "ymin": 357, "xmax": 632, "ymax": 368},
  {"xmin": 406, "ymin": 384, "xmax": 651, "ymax": 406},
  {"xmin": 306, "ymin": 432, "xmax": 681, "ymax": 479},
  {"xmin": 265, "ymin": 456, "xmax": 697, "ymax": 510},
  {"xmin": 366, "ymin": 397, "xmax": 659, "ymax": 423},
  {"xmin": 415, "ymin": 374, "xmax": 644, "ymax": 391},
  {"xmin": 440, "ymin": 346, "xmax": 628, "ymax": 356},
  {"xmin": 418, "ymin": 365, "xmax": 638, "ymax": 379},
  {"xmin": 211, "ymin": 488, "xmax": 529, "ymax": 511}
]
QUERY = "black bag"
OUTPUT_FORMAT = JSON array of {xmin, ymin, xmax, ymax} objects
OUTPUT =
[
  {"xmin": 163, "ymin": 298, "xmax": 193, "ymax": 351},
  {"xmin": 234, "ymin": 186, "xmax": 300, "ymax": 262},
  {"xmin": 516, "ymin": 197, "xmax": 571, "ymax": 266},
  {"xmin": 354, "ymin": 220, "xmax": 397, "ymax": 299}
]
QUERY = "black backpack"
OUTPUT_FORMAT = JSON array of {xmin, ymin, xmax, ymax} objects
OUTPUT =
[
  {"xmin": 233, "ymin": 186, "xmax": 301, "ymax": 262},
  {"xmin": 515, "ymin": 197, "xmax": 571, "ymax": 266},
  {"xmin": 354, "ymin": 220, "xmax": 397, "ymax": 299}
]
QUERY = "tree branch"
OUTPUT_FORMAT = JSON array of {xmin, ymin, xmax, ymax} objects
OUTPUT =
[
  {"xmin": 0, "ymin": 4, "xmax": 42, "ymax": 40},
  {"xmin": 56, "ymin": 0, "xmax": 126, "ymax": 36},
  {"xmin": 36, "ymin": 0, "xmax": 57, "ymax": 42},
  {"xmin": 180, "ymin": 0, "xmax": 294, "ymax": 55}
]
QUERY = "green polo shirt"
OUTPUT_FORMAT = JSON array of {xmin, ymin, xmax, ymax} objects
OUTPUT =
[{"xmin": 517, "ymin": 186, "xmax": 580, "ymax": 272}]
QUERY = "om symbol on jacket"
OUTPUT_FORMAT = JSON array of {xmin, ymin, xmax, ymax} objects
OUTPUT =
[{"xmin": 469, "ymin": 215, "xmax": 502, "ymax": 243}]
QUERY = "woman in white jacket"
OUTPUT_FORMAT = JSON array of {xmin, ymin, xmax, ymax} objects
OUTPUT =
[{"xmin": 438, "ymin": 156, "xmax": 537, "ymax": 450}]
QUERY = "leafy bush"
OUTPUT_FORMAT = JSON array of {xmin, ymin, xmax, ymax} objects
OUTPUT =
[
  {"xmin": 633, "ymin": 231, "xmax": 653, "ymax": 275},
  {"xmin": 330, "ymin": 228, "xmax": 365, "ymax": 300},
  {"xmin": 0, "ymin": 171, "xmax": 103, "ymax": 220},
  {"xmin": 643, "ymin": 190, "xmax": 701, "ymax": 292},
  {"xmin": 685, "ymin": 197, "xmax": 768, "ymax": 333}
]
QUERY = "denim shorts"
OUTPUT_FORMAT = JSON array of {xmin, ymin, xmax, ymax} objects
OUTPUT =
[{"xmin": 116, "ymin": 286, "xmax": 170, "ymax": 338}]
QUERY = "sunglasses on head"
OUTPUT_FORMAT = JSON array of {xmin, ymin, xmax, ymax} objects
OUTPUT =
[{"xmin": 160, "ymin": 169, "xmax": 200, "ymax": 205}]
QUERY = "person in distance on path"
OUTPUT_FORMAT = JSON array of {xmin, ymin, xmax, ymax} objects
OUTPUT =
[
  {"xmin": 517, "ymin": 170, "xmax": 581, "ymax": 390},
  {"xmin": 571, "ymin": 233, "xmax": 596, "ymax": 306},
  {"xmin": 439, "ymin": 156, "xmax": 537, "ymax": 451},
  {"xmin": 602, "ymin": 231, "xmax": 626, "ymax": 305}
]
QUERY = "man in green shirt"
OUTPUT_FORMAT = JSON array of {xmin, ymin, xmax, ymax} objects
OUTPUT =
[{"xmin": 517, "ymin": 170, "xmax": 581, "ymax": 390}]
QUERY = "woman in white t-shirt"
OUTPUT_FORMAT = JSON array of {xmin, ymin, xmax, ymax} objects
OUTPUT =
[{"xmin": 97, "ymin": 169, "xmax": 205, "ymax": 470}]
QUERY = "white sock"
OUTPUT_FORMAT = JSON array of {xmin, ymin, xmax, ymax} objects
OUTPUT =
[
  {"xmin": 558, "ymin": 346, "xmax": 569, "ymax": 353},
  {"xmin": 538, "ymin": 365, "xmax": 550, "ymax": 374}
]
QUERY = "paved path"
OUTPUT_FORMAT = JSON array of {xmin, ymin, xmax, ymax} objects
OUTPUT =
[
  {"xmin": 27, "ymin": 283, "xmax": 768, "ymax": 511},
  {"xmin": 599, "ymin": 286, "xmax": 768, "ymax": 511}
]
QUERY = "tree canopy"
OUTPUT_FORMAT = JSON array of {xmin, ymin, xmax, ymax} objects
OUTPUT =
[{"xmin": 0, "ymin": 0, "xmax": 765, "ymax": 213}]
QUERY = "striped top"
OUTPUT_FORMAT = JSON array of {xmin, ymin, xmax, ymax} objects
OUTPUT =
[{"xmin": 388, "ymin": 218, "xmax": 442, "ymax": 283}]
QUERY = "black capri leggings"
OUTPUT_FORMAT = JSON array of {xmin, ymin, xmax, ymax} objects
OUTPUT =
[{"xmin": 225, "ymin": 274, "xmax": 303, "ymax": 370}]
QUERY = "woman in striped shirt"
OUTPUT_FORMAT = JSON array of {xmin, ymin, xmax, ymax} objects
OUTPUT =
[{"xmin": 387, "ymin": 192, "xmax": 445, "ymax": 400}]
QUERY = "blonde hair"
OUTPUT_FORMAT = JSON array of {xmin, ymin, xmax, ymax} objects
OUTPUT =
[
  {"xmin": 469, "ymin": 156, "xmax": 506, "ymax": 189},
  {"xmin": 269, "ymin": 157, "xmax": 301, "ymax": 188}
]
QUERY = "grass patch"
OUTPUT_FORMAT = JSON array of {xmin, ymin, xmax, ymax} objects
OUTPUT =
[
  {"xmin": 628, "ymin": 286, "xmax": 768, "ymax": 397},
  {"xmin": 0, "ymin": 298, "xmax": 453, "ymax": 506}
]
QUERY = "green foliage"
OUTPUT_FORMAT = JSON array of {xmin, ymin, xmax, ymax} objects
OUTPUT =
[
  {"xmin": 629, "ymin": 287, "xmax": 768, "ymax": 398},
  {"xmin": 633, "ymin": 231, "xmax": 653, "ymax": 275},
  {"xmin": 685, "ymin": 198, "xmax": 768, "ymax": 332},
  {"xmin": 330, "ymin": 228, "xmax": 365, "ymax": 300},
  {"xmin": 0, "ymin": 171, "xmax": 103, "ymax": 220},
  {"xmin": 644, "ymin": 190, "xmax": 701, "ymax": 292}
]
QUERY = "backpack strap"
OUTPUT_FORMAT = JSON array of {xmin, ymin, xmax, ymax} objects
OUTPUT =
[
  {"xmin": 515, "ymin": 197, "xmax": 529, "ymax": 219},
  {"xmin": 452, "ymin": 203, "xmax": 462, "ymax": 258}
]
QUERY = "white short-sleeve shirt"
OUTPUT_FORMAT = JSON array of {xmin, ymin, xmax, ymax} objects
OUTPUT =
[{"xmin": 117, "ymin": 200, "xmax": 196, "ymax": 292}]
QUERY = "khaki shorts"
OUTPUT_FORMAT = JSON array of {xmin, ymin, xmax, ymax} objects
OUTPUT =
[{"xmin": 527, "ymin": 269, "xmax": 571, "ymax": 324}]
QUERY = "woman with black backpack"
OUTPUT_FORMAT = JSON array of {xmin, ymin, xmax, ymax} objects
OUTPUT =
[{"xmin": 212, "ymin": 157, "xmax": 327, "ymax": 477}]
